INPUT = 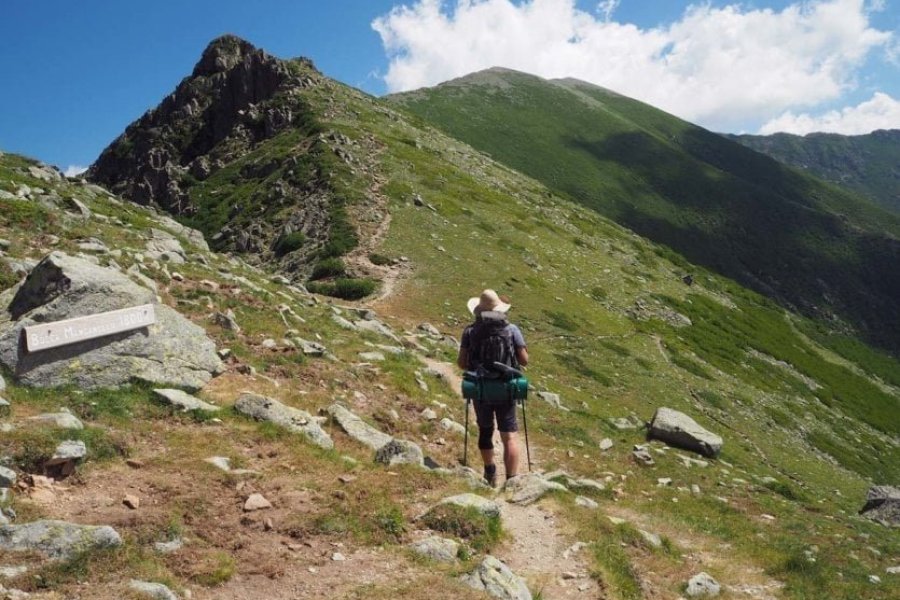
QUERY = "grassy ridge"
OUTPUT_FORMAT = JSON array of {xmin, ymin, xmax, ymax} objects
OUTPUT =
[{"xmin": 388, "ymin": 70, "xmax": 900, "ymax": 355}]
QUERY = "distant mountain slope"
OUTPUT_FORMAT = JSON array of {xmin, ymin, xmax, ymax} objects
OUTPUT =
[
  {"xmin": 388, "ymin": 69, "xmax": 900, "ymax": 354},
  {"xmin": 729, "ymin": 129, "xmax": 900, "ymax": 215}
]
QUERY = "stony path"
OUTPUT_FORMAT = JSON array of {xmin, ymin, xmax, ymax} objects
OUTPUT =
[{"xmin": 498, "ymin": 500, "xmax": 604, "ymax": 599}]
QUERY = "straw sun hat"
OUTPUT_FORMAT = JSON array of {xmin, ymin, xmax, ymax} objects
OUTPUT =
[{"xmin": 466, "ymin": 289, "xmax": 511, "ymax": 315}]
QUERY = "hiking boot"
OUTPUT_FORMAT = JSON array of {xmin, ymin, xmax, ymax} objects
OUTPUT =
[{"xmin": 483, "ymin": 464, "xmax": 498, "ymax": 488}]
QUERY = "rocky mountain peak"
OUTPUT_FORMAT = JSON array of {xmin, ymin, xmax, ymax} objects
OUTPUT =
[{"xmin": 191, "ymin": 34, "xmax": 261, "ymax": 77}]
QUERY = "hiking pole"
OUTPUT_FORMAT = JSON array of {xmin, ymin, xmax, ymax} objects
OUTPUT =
[
  {"xmin": 520, "ymin": 396, "xmax": 532, "ymax": 472},
  {"xmin": 463, "ymin": 397, "xmax": 470, "ymax": 467}
]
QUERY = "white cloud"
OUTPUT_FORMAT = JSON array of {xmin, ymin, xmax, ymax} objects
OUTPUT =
[
  {"xmin": 63, "ymin": 165, "xmax": 87, "ymax": 178},
  {"xmin": 759, "ymin": 92, "xmax": 900, "ymax": 134},
  {"xmin": 372, "ymin": 0, "xmax": 894, "ymax": 132}
]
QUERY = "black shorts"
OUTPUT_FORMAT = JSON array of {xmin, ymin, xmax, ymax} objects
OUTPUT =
[{"xmin": 474, "ymin": 400, "xmax": 518, "ymax": 433}]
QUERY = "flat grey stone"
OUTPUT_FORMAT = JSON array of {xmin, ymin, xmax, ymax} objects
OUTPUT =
[
  {"xmin": 648, "ymin": 408, "xmax": 723, "ymax": 457},
  {"xmin": 129, "ymin": 579, "xmax": 178, "ymax": 600},
  {"xmin": 460, "ymin": 555, "xmax": 532, "ymax": 600},
  {"xmin": 27, "ymin": 411, "xmax": 83, "ymax": 430},
  {"xmin": 153, "ymin": 538, "xmax": 183, "ymax": 554},
  {"xmin": 0, "ymin": 520, "xmax": 122, "ymax": 560},
  {"xmin": 44, "ymin": 440, "xmax": 87, "ymax": 473},
  {"xmin": 407, "ymin": 536, "xmax": 459, "ymax": 562},
  {"xmin": 358, "ymin": 351, "xmax": 385, "ymax": 362},
  {"xmin": 639, "ymin": 529, "xmax": 662, "ymax": 548},
  {"xmin": 686, "ymin": 572, "xmax": 721, "ymax": 597},
  {"xmin": 575, "ymin": 496, "xmax": 598, "ymax": 509},
  {"xmin": 435, "ymin": 493, "xmax": 501, "ymax": 518},
  {"xmin": 153, "ymin": 388, "xmax": 220, "ymax": 412},
  {"xmin": 205, "ymin": 456, "xmax": 231, "ymax": 471},
  {"xmin": 374, "ymin": 439, "xmax": 424, "ymax": 467},
  {"xmin": 234, "ymin": 393, "xmax": 333, "ymax": 449},
  {"xmin": 327, "ymin": 403, "xmax": 392, "ymax": 451},
  {"xmin": 295, "ymin": 338, "xmax": 326, "ymax": 356},
  {"xmin": 599, "ymin": 438, "xmax": 613, "ymax": 450},
  {"xmin": 354, "ymin": 318, "xmax": 399, "ymax": 341},
  {"xmin": 860, "ymin": 485, "xmax": 900, "ymax": 527},
  {"xmin": 504, "ymin": 473, "xmax": 567, "ymax": 505},
  {"xmin": 536, "ymin": 391, "xmax": 567, "ymax": 410}
]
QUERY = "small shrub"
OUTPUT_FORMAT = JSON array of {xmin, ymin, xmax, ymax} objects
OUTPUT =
[
  {"xmin": 309, "ymin": 257, "xmax": 346, "ymax": 280},
  {"xmin": 273, "ymin": 231, "xmax": 306, "ymax": 257},
  {"xmin": 763, "ymin": 479, "xmax": 808, "ymax": 503},
  {"xmin": 307, "ymin": 278, "xmax": 377, "ymax": 300}
]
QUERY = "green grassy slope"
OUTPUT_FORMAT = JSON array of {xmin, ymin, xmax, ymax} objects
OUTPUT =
[
  {"xmin": 387, "ymin": 69, "xmax": 900, "ymax": 355},
  {"xmin": 730, "ymin": 129, "xmax": 900, "ymax": 215},
  {"xmin": 294, "ymin": 75, "xmax": 900, "ymax": 598}
]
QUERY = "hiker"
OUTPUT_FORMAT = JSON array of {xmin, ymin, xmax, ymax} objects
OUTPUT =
[{"xmin": 457, "ymin": 289, "xmax": 529, "ymax": 486}]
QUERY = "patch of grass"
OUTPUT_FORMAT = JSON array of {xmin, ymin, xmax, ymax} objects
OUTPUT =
[
  {"xmin": 695, "ymin": 389, "xmax": 727, "ymax": 409},
  {"xmin": 310, "ymin": 257, "xmax": 347, "ymax": 280},
  {"xmin": 762, "ymin": 479, "xmax": 808, "ymax": 503},
  {"xmin": 420, "ymin": 504, "xmax": 502, "ymax": 552},
  {"xmin": 368, "ymin": 252, "xmax": 393, "ymax": 266},
  {"xmin": 190, "ymin": 550, "xmax": 236, "ymax": 586},
  {"xmin": 591, "ymin": 539, "xmax": 642, "ymax": 600},
  {"xmin": 544, "ymin": 310, "xmax": 579, "ymax": 332}
]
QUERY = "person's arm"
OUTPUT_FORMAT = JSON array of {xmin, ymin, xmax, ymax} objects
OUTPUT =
[
  {"xmin": 457, "ymin": 327, "xmax": 470, "ymax": 370},
  {"xmin": 516, "ymin": 346, "xmax": 529, "ymax": 367},
  {"xmin": 457, "ymin": 347, "xmax": 468, "ymax": 370}
]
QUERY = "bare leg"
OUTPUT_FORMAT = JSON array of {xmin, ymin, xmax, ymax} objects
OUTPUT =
[
  {"xmin": 500, "ymin": 432, "xmax": 520, "ymax": 479},
  {"xmin": 480, "ymin": 448, "xmax": 494, "ymax": 466}
]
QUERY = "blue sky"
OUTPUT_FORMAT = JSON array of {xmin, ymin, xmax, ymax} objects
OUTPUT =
[{"xmin": 1, "ymin": 1, "xmax": 897, "ymax": 172}]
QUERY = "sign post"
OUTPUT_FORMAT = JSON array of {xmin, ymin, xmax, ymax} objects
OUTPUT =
[{"xmin": 23, "ymin": 304, "xmax": 156, "ymax": 353}]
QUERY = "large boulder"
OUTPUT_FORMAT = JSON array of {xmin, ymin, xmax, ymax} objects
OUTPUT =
[
  {"xmin": 647, "ymin": 407, "xmax": 723, "ymax": 457},
  {"xmin": 0, "ymin": 252, "xmax": 222, "ymax": 391},
  {"xmin": 234, "ymin": 392, "xmax": 333, "ymax": 449},
  {"xmin": 374, "ymin": 439, "xmax": 424, "ymax": 467},
  {"xmin": 860, "ymin": 486, "xmax": 900, "ymax": 527},
  {"xmin": 0, "ymin": 520, "xmax": 122, "ymax": 560}
]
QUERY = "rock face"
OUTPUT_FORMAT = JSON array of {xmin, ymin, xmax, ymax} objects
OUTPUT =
[
  {"xmin": 860, "ymin": 486, "xmax": 900, "ymax": 527},
  {"xmin": 0, "ymin": 252, "xmax": 222, "ymax": 390},
  {"xmin": 647, "ymin": 407, "xmax": 723, "ymax": 457},
  {"xmin": 86, "ymin": 35, "xmax": 336, "ymax": 273},
  {"xmin": 0, "ymin": 520, "xmax": 122, "ymax": 560},
  {"xmin": 234, "ymin": 392, "xmax": 333, "ymax": 449},
  {"xmin": 461, "ymin": 555, "xmax": 532, "ymax": 600}
]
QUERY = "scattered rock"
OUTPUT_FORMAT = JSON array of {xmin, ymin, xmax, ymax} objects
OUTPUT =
[
  {"xmin": 575, "ymin": 496, "xmax": 598, "ymax": 509},
  {"xmin": 599, "ymin": 438, "xmax": 613, "ymax": 451},
  {"xmin": 234, "ymin": 393, "xmax": 333, "ymax": 450},
  {"xmin": 886, "ymin": 566, "xmax": 900, "ymax": 574},
  {"xmin": 205, "ymin": 457, "xmax": 232, "ymax": 472},
  {"xmin": 154, "ymin": 538, "xmax": 184, "ymax": 554},
  {"xmin": 243, "ymin": 493, "xmax": 272, "ymax": 511},
  {"xmin": 331, "ymin": 552, "xmax": 346, "ymax": 561},
  {"xmin": 639, "ymin": 529, "xmax": 662, "ymax": 548},
  {"xmin": 686, "ymin": 572, "xmax": 721, "ymax": 597},
  {"xmin": 354, "ymin": 319, "xmax": 400, "ymax": 342},
  {"xmin": 504, "ymin": 473, "xmax": 567, "ymax": 505},
  {"xmin": 26, "ymin": 411, "xmax": 83, "ymax": 430},
  {"xmin": 0, "ymin": 520, "xmax": 121, "ymax": 559},
  {"xmin": 460, "ymin": 555, "xmax": 532, "ymax": 600},
  {"xmin": 153, "ymin": 388, "xmax": 220, "ymax": 412},
  {"xmin": 420, "ymin": 408, "xmax": 438, "ymax": 420},
  {"xmin": 868, "ymin": 574, "xmax": 881, "ymax": 584},
  {"xmin": 212, "ymin": 309, "xmax": 241, "ymax": 333},
  {"xmin": 433, "ymin": 493, "xmax": 501, "ymax": 519},
  {"xmin": 439, "ymin": 418, "xmax": 466, "ymax": 435},
  {"xmin": 129, "ymin": 579, "xmax": 179, "ymax": 600},
  {"xmin": 859, "ymin": 486, "xmax": 900, "ymax": 527},
  {"xmin": 0, "ymin": 252, "xmax": 222, "ymax": 391},
  {"xmin": 295, "ymin": 338, "xmax": 326, "ymax": 356},
  {"xmin": 374, "ymin": 439, "xmax": 424, "ymax": 467},
  {"xmin": 123, "ymin": 494, "xmax": 140, "ymax": 510},
  {"xmin": 648, "ymin": 407, "xmax": 723, "ymax": 457},
  {"xmin": 327, "ymin": 403, "xmax": 392, "ymax": 451},
  {"xmin": 44, "ymin": 440, "xmax": 87, "ymax": 478},
  {"xmin": 358, "ymin": 351, "xmax": 385, "ymax": 362},
  {"xmin": 407, "ymin": 536, "xmax": 459, "ymax": 562},
  {"xmin": 610, "ymin": 417, "xmax": 639, "ymax": 430},
  {"xmin": 0, "ymin": 469, "xmax": 15, "ymax": 488},
  {"xmin": 632, "ymin": 445, "xmax": 655, "ymax": 466}
]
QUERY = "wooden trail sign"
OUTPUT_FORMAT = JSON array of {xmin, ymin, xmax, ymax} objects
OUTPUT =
[{"xmin": 24, "ymin": 304, "xmax": 156, "ymax": 352}]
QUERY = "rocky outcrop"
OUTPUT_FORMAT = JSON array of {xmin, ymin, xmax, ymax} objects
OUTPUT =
[
  {"xmin": 647, "ymin": 407, "xmax": 723, "ymax": 457},
  {"xmin": 860, "ymin": 486, "xmax": 900, "ymax": 527},
  {"xmin": 407, "ymin": 536, "xmax": 459, "ymax": 563},
  {"xmin": 0, "ymin": 252, "xmax": 222, "ymax": 390}
]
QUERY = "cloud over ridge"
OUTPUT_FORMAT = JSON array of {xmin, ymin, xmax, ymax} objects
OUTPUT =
[{"xmin": 373, "ymin": 0, "xmax": 897, "ymax": 134}]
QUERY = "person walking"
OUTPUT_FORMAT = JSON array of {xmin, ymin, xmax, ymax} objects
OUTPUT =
[{"xmin": 457, "ymin": 289, "xmax": 529, "ymax": 486}]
